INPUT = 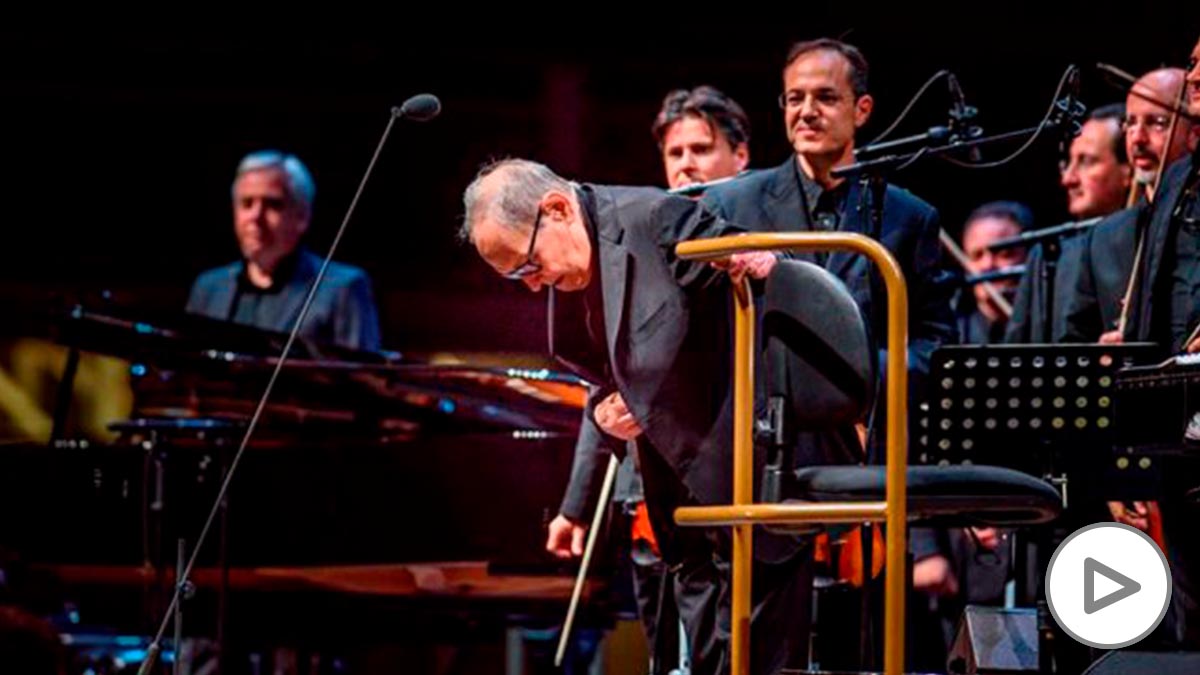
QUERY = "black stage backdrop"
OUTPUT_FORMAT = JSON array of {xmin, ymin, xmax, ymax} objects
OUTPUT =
[{"xmin": 2, "ymin": 10, "xmax": 1198, "ymax": 354}]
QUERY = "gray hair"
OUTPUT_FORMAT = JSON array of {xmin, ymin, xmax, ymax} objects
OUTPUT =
[
  {"xmin": 231, "ymin": 150, "xmax": 316, "ymax": 216},
  {"xmin": 459, "ymin": 158, "xmax": 571, "ymax": 242}
]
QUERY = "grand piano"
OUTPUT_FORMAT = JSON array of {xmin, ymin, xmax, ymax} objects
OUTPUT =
[{"xmin": 0, "ymin": 304, "xmax": 611, "ymax": 672}]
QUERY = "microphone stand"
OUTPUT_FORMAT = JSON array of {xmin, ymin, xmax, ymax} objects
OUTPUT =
[
  {"xmin": 834, "ymin": 118, "xmax": 1076, "ymax": 181},
  {"xmin": 137, "ymin": 97, "xmax": 438, "ymax": 675},
  {"xmin": 837, "ymin": 63, "xmax": 1085, "ymax": 182},
  {"xmin": 835, "ymin": 87, "xmax": 1086, "ymax": 345},
  {"xmin": 965, "ymin": 265, "xmax": 1027, "ymax": 286},
  {"xmin": 988, "ymin": 218, "xmax": 1103, "ymax": 252},
  {"xmin": 988, "ymin": 217, "xmax": 1101, "ymax": 342}
]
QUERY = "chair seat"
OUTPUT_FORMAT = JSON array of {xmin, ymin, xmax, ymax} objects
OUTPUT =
[{"xmin": 784, "ymin": 464, "xmax": 1062, "ymax": 527}]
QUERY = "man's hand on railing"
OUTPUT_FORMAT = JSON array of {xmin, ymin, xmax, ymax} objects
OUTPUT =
[{"xmin": 710, "ymin": 251, "xmax": 778, "ymax": 285}]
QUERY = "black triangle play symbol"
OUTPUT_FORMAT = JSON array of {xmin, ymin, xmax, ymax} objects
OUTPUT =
[{"xmin": 1084, "ymin": 557, "xmax": 1141, "ymax": 614}]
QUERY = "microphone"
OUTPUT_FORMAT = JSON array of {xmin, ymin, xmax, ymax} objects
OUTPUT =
[
  {"xmin": 135, "ymin": 97, "xmax": 436, "ymax": 675},
  {"xmin": 395, "ymin": 93, "xmax": 442, "ymax": 121},
  {"xmin": 1055, "ymin": 67, "xmax": 1086, "ymax": 157},
  {"xmin": 947, "ymin": 74, "xmax": 983, "ymax": 160},
  {"xmin": 988, "ymin": 216, "xmax": 1101, "ymax": 252},
  {"xmin": 965, "ymin": 265, "xmax": 1027, "ymax": 285},
  {"xmin": 947, "ymin": 74, "xmax": 978, "ymax": 128}
]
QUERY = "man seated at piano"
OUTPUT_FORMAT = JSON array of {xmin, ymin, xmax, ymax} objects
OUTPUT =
[{"xmin": 186, "ymin": 150, "xmax": 382, "ymax": 352}]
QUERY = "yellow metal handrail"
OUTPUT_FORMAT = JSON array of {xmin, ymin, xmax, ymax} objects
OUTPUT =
[{"xmin": 674, "ymin": 233, "xmax": 908, "ymax": 675}]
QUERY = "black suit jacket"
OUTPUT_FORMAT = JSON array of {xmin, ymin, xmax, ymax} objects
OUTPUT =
[
  {"xmin": 555, "ymin": 164, "xmax": 957, "ymax": 561},
  {"xmin": 702, "ymin": 159, "xmax": 957, "ymax": 565},
  {"xmin": 550, "ymin": 186, "xmax": 742, "ymax": 538},
  {"xmin": 1060, "ymin": 206, "xmax": 1140, "ymax": 342},
  {"xmin": 1125, "ymin": 155, "xmax": 1197, "ymax": 348},
  {"xmin": 699, "ymin": 158, "xmax": 957, "ymax": 430},
  {"xmin": 1005, "ymin": 235, "xmax": 1088, "ymax": 344}
]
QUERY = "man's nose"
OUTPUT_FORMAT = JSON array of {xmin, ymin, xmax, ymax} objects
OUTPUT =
[{"xmin": 1061, "ymin": 165, "xmax": 1079, "ymax": 187}]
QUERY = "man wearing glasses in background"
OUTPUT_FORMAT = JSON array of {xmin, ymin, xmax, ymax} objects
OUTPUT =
[
  {"xmin": 1064, "ymin": 68, "xmax": 1198, "ymax": 345},
  {"xmin": 699, "ymin": 37, "xmax": 957, "ymax": 672}
]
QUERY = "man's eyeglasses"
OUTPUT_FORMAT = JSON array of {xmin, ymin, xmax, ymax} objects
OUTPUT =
[
  {"xmin": 1123, "ymin": 114, "xmax": 1172, "ymax": 134},
  {"xmin": 503, "ymin": 209, "xmax": 543, "ymax": 280}
]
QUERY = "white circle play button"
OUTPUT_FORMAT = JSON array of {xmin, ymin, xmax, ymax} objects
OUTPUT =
[{"xmin": 1045, "ymin": 522, "xmax": 1172, "ymax": 649}]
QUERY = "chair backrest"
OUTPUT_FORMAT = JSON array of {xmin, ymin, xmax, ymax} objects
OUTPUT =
[{"xmin": 763, "ymin": 260, "xmax": 873, "ymax": 430}]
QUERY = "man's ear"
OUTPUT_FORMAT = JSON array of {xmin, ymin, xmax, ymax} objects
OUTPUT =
[
  {"xmin": 733, "ymin": 143, "xmax": 750, "ymax": 172},
  {"xmin": 854, "ymin": 94, "xmax": 874, "ymax": 129},
  {"xmin": 542, "ymin": 190, "xmax": 574, "ymax": 224}
]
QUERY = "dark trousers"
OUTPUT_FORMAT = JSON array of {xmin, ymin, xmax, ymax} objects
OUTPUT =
[
  {"xmin": 634, "ymin": 437, "xmax": 814, "ymax": 675},
  {"xmin": 631, "ymin": 556, "xmax": 681, "ymax": 675}
]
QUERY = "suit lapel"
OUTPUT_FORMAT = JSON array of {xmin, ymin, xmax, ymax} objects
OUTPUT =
[
  {"xmin": 762, "ymin": 159, "xmax": 818, "ymax": 264},
  {"xmin": 276, "ymin": 251, "xmax": 318, "ymax": 332},
  {"xmin": 591, "ymin": 189, "xmax": 630, "ymax": 361},
  {"xmin": 212, "ymin": 265, "xmax": 241, "ymax": 320},
  {"xmin": 1140, "ymin": 157, "xmax": 1193, "ymax": 338}
]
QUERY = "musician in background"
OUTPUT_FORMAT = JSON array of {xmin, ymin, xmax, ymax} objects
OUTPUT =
[
  {"xmin": 1056, "ymin": 68, "xmax": 1198, "ymax": 547},
  {"xmin": 548, "ymin": 85, "xmax": 751, "ymax": 674},
  {"xmin": 1115, "ymin": 35, "xmax": 1200, "ymax": 648},
  {"xmin": 957, "ymin": 201, "xmax": 1032, "ymax": 344},
  {"xmin": 657, "ymin": 86, "xmax": 750, "ymax": 189},
  {"xmin": 901, "ymin": 202, "xmax": 1032, "ymax": 666},
  {"xmin": 700, "ymin": 38, "xmax": 957, "ymax": 672},
  {"xmin": 1006, "ymin": 105, "xmax": 1131, "ymax": 343},
  {"xmin": 1061, "ymin": 104, "xmax": 1134, "ymax": 221},
  {"xmin": 1063, "ymin": 68, "xmax": 1198, "ymax": 345},
  {"xmin": 1127, "ymin": 69, "xmax": 1199, "ymax": 201},
  {"xmin": 186, "ymin": 150, "xmax": 382, "ymax": 352}
]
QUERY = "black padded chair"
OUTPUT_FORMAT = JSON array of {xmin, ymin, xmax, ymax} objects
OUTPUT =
[{"xmin": 760, "ymin": 260, "xmax": 1062, "ymax": 530}]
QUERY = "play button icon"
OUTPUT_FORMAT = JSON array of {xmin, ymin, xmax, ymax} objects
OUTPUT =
[
  {"xmin": 1046, "ymin": 522, "xmax": 1171, "ymax": 649},
  {"xmin": 1084, "ymin": 557, "xmax": 1141, "ymax": 614}
]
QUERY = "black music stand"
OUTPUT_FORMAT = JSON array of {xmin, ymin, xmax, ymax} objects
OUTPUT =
[
  {"xmin": 920, "ymin": 343, "xmax": 1159, "ymax": 500},
  {"xmin": 920, "ymin": 343, "xmax": 1158, "ymax": 673}
]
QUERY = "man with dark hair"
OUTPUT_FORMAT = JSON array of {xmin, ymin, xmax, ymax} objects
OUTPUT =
[
  {"xmin": 700, "ymin": 37, "xmax": 957, "ymax": 670},
  {"xmin": 187, "ymin": 150, "xmax": 382, "ymax": 352},
  {"xmin": 702, "ymin": 36, "xmax": 955, "ymax": 442},
  {"xmin": 784, "ymin": 37, "xmax": 871, "ymax": 98},
  {"xmin": 1006, "ymin": 104, "xmax": 1133, "ymax": 343},
  {"xmin": 958, "ymin": 201, "xmax": 1033, "ymax": 344},
  {"xmin": 1061, "ymin": 104, "xmax": 1133, "ymax": 220},
  {"xmin": 652, "ymin": 86, "xmax": 750, "ymax": 189}
]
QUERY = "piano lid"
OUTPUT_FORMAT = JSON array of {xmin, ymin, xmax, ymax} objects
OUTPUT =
[{"xmin": 36, "ymin": 303, "xmax": 588, "ymax": 437}]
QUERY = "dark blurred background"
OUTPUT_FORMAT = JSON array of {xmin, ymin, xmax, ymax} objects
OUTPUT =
[{"xmin": 2, "ymin": 10, "xmax": 1198, "ymax": 355}]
